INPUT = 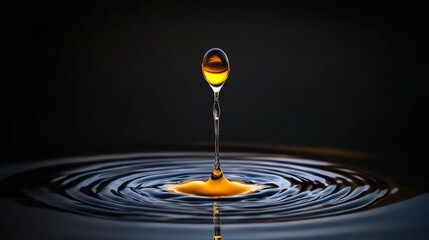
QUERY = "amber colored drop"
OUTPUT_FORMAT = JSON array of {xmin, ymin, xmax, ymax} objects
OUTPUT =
[{"xmin": 202, "ymin": 48, "xmax": 230, "ymax": 91}]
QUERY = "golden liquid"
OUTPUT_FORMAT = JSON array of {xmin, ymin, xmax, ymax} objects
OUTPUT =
[
  {"xmin": 167, "ymin": 170, "xmax": 260, "ymax": 197},
  {"xmin": 202, "ymin": 49, "xmax": 230, "ymax": 88},
  {"xmin": 168, "ymin": 48, "xmax": 259, "ymax": 198}
]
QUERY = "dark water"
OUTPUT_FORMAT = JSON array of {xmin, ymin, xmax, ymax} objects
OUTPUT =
[{"xmin": 0, "ymin": 152, "xmax": 428, "ymax": 240}]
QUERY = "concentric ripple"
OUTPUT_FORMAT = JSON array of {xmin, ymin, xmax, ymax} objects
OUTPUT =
[{"xmin": 0, "ymin": 152, "xmax": 394, "ymax": 223}]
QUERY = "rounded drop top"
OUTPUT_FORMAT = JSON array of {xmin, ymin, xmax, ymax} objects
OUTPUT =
[{"xmin": 202, "ymin": 48, "xmax": 230, "ymax": 91}]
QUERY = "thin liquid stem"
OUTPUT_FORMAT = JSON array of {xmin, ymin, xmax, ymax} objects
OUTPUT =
[{"xmin": 212, "ymin": 92, "xmax": 222, "ymax": 178}]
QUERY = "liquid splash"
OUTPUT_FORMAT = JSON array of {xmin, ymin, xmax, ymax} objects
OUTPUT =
[
  {"xmin": 167, "ymin": 170, "xmax": 260, "ymax": 197},
  {"xmin": 168, "ymin": 48, "xmax": 261, "ymax": 197}
]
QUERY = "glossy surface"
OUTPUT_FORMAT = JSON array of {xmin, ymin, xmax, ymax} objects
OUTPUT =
[
  {"xmin": 0, "ymin": 151, "xmax": 428, "ymax": 240},
  {"xmin": 0, "ymin": 152, "xmax": 400, "ymax": 223}
]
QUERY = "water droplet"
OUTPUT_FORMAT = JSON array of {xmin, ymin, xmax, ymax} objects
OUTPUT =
[{"xmin": 202, "ymin": 48, "xmax": 230, "ymax": 92}]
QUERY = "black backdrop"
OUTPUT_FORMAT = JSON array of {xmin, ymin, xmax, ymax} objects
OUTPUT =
[{"xmin": 2, "ymin": 1, "xmax": 428, "ymax": 165}]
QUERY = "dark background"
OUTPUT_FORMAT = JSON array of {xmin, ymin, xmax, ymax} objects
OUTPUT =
[{"xmin": 2, "ymin": 0, "xmax": 428, "ymax": 164}]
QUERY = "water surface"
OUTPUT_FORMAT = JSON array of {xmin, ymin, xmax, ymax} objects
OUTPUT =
[{"xmin": 0, "ymin": 152, "xmax": 428, "ymax": 240}]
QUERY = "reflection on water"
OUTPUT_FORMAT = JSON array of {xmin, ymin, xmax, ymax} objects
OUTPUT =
[
  {"xmin": 0, "ymin": 151, "xmax": 428, "ymax": 240},
  {"xmin": 213, "ymin": 201, "xmax": 221, "ymax": 240}
]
